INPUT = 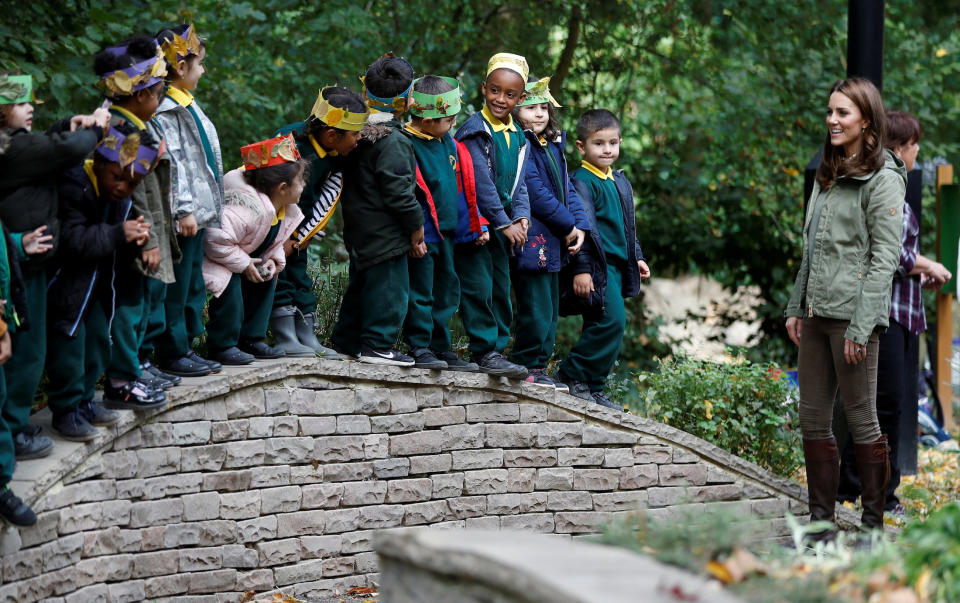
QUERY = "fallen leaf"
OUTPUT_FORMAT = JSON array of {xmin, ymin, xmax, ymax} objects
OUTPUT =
[
  {"xmin": 347, "ymin": 587, "xmax": 375, "ymax": 595},
  {"xmin": 706, "ymin": 560, "xmax": 733, "ymax": 584},
  {"xmin": 240, "ymin": 591, "xmax": 255, "ymax": 603}
]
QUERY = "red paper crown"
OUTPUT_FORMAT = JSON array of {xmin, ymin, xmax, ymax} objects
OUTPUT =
[{"xmin": 241, "ymin": 134, "xmax": 301, "ymax": 171}]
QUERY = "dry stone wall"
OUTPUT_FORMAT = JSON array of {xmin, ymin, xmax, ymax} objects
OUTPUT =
[{"xmin": 0, "ymin": 358, "xmax": 834, "ymax": 602}]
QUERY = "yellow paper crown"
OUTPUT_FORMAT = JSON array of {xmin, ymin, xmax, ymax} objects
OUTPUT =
[
  {"xmin": 486, "ymin": 53, "xmax": 529, "ymax": 84},
  {"xmin": 310, "ymin": 88, "xmax": 370, "ymax": 131},
  {"xmin": 161, "ymin": 24, "xmax": 202, "ymax": 65}
]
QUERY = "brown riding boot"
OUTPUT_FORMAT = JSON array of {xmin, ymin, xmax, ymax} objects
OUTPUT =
[
  {"xmin": 802, "ymin": 438, "xmax": 840, "ymax": 541},
  {"xmin": 854, "ymin": 435, "xmax": 890, "ymax": 530}
]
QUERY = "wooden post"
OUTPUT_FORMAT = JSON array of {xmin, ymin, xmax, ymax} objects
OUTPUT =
[{"xmin": 936, "ymin": 164, "xmax": 955, "ymax": 431}]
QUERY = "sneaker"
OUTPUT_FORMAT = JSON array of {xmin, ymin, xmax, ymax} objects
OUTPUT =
[
  {"xmin": 238, "ymin": 339, "xmax": 285, "ymax": 360},
  {"xmin": 13, "ymin": 425, "xmax": 53, "ymax": 460},
  {"xmin": 555, "ymin": 373, "xmax": 592, "ymax": 401},
  {"xmin": 0, "ymin": 487, "xmax": 36, "ymax": 526},
  {"xmin": 410, "ymin": 348, "xmax": 448, "ymax": 370},
  {"xmin": 358, "ymin": 346, "xmax": 415, "ymax": 366},
  {"xmin": 212, "ymin": 346, "xmax": 255, "ymax": 366},
  {"xmin": 52, "ymin": 409, "xmax": 100, "ymax": 442},
  {"xmin": 140, "ymin": 360, "xmax": 180, "ymax": 387},
  {"xmin": 187, "ymin": 350, "xmax": 222, "ymax": 373},
  {"xmin": 592, "ymin": 391, "xmax": 624, "ymax": 411},
  {"xmin": 159, "ymin": 353, "xmax": 212, "ymax": 377},
  {"xmin": 438, "ymin": 351, "xmax": 479, "ymax": 372},
  {"xmin": 103, "ymin": 381, "xmax": 167, "ymax": 412},
  {"xmin": 77, "ymin": 399, "xmax": 122, "ymax": 427},
  {"xmin": 524, "ymin": 368, "xmax": 560, "ymax": 389},
  {"xmin": 476, "ymin": 351, "xmax": 528, "ymax": 379}
]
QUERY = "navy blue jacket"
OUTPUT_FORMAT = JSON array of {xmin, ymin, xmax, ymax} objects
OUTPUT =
[
  {"xmin": 559, "ymin": 169, "xmax": 644, "ymax": 317},
  {"xmin": 513, "ymin": 130, "xmax": 590, "ymax": 273}
]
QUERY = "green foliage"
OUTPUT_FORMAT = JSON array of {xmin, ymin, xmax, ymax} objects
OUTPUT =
[
  {"xmin": 307, "ymin": 251, "xmax": 349, "ymax": 346},
  {"xmin": 633, "ymin": 353, "xmax": 803, "ymax": 477},
  {"xmin": 900, "ymin": 502, "xmax": 960, "ymax": 602}
]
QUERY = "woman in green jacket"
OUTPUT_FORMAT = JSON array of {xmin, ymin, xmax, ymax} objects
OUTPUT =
[{"xmin": 785, "ymin": 77, "xmax": 907, "ymax": 537}]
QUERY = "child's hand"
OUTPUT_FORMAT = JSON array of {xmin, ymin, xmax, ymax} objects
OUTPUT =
[
  {"xmin": 475, "ymin": 230, "xmax": 490, "ymax": 246},
  {"xmin": 244, "ymin": 259, "xmax": 265, "ymax": 283},
  {"xmin": 638, "ymin": 259, "xmax": 651, "ymax": 279},
  {"xmin": 141, "ymin": 247, "xmax": 161, "ymax": 272},
  {"xmin": 283, "ymin": 239, "xmax": 297, "ymax": 257},
  {"xmin": 409, "ymin": 227, "xmax": 426, "ymax": 258},
  {"xmin": 565, "ymin": 227, "xmax": 585, "ymax": 255},
  {"xmin": 501, "ymin": 223, "xmax": 526, "ymax": 248},
  {"xmin": 0, "ymin": 331, "xmax": 10, "ymax": 366},
  {"xmin": 519, "ymin": 218, "xmax": 529, "ymax": 234},
  {"xmin": 22, "ymin": 225, "xmax": 53, "ymax": 255},
  {"xmin": 573, "ymin": 273, "xmax": 594, "ymax": 299},
  {"xmin": 178, "ymin": 213, "xmax": 198, "ymax": 237},
  {"xmin": 91, "ymin": 108, "xmax": 111, "ymax": 129},
  {"xmin": 123, "ymin": 216, "xmax": 151, "ymax": 244}
]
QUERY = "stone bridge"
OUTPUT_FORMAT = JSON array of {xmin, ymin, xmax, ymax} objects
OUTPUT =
[{"xmin": 0, "ymin": 358, "xmax": 837, "ymax": 602}]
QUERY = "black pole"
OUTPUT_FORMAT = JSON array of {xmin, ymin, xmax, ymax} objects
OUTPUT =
[{"xmin": 847, "ymin": 0, "xmax": 885, "ymax": 90}]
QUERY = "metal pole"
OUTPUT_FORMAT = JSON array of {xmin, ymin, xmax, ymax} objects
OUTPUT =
[{"xmin": 846, "ymin": 0, "xmax": 885, "ymax": 90}]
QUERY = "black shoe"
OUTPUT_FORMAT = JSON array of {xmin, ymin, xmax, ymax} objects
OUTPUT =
[
  {"xmin": 77, "ymin": 399, "xmax": 122, "ymax": 427},
  {"xmin": 52, "ymin": 409, "xmax": 100, "ymax": 442},
  {"xmin": 138, "ymin": 370, "xmax": 173, "ymax": 392},
  {"xmin": 0, "ymin": 487, "xmax": 36, "ymax": 526},
  {"xmin": 476, "ymin": 351, "xmax": 528, "ymax": 379},
  {"xmin": 160, "ymin": 353, "xmax": 212, "ymax": 377},
  {"xmin": 358, "ymin": 346, "xmax": 415, "ymax": 366},
  {"xmin": 238, "ymin": 339, "xmax": 285, "ymax": 360},
  {"xmin": 187, "ymin": 350, "xmax": 222, "ymax": 373},
  {"xmin": 331, "ymin": 344, "xmax": 360, "ymax": 360},
  {"xmin": 438, "ymin": 351, "xmax": 479, "ymax": 372},
  {"xmin": 212, "ymin": 346, "xmax": 255, "ymax": 365},
  {"xmin": 103, "ymin": 381, "xmax": 167, "ymax": 412},
  {"xmin": 555, "ymin": 373, "xmax": 593, "ymax": 401},
  {"xmin": 13, "ymin": 425, "xmax": 53, "ymax": 460},
  {"xmin": 592, "ymin": 391, "xmax": 624, "ymax": 411},
  {"xmin": 140, "ymin": 360, "xmax": 179, "ymax": 387},
  {"xmin": 410, "ymin": 348, "xmax": 448, "ymax": 370}
]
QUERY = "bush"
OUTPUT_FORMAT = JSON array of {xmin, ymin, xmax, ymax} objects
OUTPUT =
[{"xmin": 632, "ymin": 353, "xmax": 803, "ymax": 477}]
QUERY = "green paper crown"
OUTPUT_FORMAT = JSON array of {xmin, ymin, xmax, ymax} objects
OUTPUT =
[
  {"xmin": 518, "ymin": 76, "xmax": 561, "ymax": 108},
  {"xmin": 410, "ymin": 77, "xmax": 462, "ymax": 118},
  {"xmin": 0, "ymin": 75, "xmax": 33, "ymax": 105}
]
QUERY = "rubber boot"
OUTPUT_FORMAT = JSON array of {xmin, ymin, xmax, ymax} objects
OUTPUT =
[
  {"xmin": 269, "ymin": 307, "xmax": 315, "ymax": 357},
  {"xmin": 295, "ymin": 309, "xmax": 343, "ymax": 360},
  {"xmin": 802, "ymin": 438, "xmax": 840, "ymax": 542},
  {"xmin": 854, "ymin": 435, "xmax": 890, "ymax": 531}
]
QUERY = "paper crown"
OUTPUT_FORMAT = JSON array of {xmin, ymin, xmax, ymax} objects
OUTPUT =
[
  {"xmin": 518, "ymin": 77, "xmax": 561, "ymax": 108},
  {"xmin": 310, "ymin": 88, "xmax": 369, "ymax": 131},
  {"xmin": 96, "ymin": 126, "xmax": 159, "ymax": 175},
  {"xmin": 160, "ymin": 24, "xmax": 202, "ymax": 65},
  {"xmin": 0, "ymin": 75, "xmax": 37, "ymax": 105},
  {"xmin": 97, "ymin": 46, "xmax": 168, "ymax": 98},
  {"xmin": 410, "ymin": 77, "xmax": 462, "ymax": 119},
  {"xmin": 241, "ymin": 134, "xmax": 301, "ymax": 171},
  {"xmin": 486, "ymin": 53, "xmax": 529, "ymax": 84}
]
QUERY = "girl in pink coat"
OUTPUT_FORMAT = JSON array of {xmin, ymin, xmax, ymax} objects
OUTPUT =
[{"xmin": 203, "ymin": 134, "xmax": 306, "ymax": 364}]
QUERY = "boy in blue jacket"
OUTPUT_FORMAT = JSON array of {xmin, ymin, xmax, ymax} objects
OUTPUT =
[{"xmin": 557, "ymin": 109, "xmax": 650, "ymax": 409}]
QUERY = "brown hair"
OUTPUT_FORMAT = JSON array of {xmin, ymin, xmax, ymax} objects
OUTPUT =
[
  {"xmin": 885, "ymin": 110, "xmax": 922, "ymax": 150},
  {"xmin": 815, "ymin": 77, "xmax": 888, "ymax": 189},
  {"xmin": 0, "ymin": 105, "xmax": 10, "ymax": 130},
  {"xmin": 511, "ymin": 77, "xmax": 561, "ymax": 141}
]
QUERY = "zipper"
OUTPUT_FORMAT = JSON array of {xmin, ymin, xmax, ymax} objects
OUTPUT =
[{"xmin": 808, "ymin": 303, "xmax": 813, "ymax": 318}]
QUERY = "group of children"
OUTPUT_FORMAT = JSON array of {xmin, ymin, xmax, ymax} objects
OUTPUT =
[{"xmin": 0, "ymin": 30, "xmax": 649, "ymax": 526}]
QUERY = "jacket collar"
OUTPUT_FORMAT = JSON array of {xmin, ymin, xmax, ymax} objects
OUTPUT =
[
  {"xmin": 308, "ymin": 134, "xmax": 337, "ymax": 158},
  {"xmin": 109, "ymin": 106, "xmax": 147, "ymax": 130}
]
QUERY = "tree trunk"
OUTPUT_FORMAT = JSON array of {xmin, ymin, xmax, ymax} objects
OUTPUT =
[{"xmin": 552, "ymin": 5, "xmax": 582, "ymax": 93}]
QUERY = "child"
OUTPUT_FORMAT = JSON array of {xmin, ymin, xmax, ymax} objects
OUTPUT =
[
  {"xmin": 557, "ymin": 109, "xmax": 651, "ymax": 409},
  {"xmin": 204, "ymin": 134, "xmax": 307, "ymax": 364},
  {"xmin": 94, "ymin": 36, "xmax": 182, "ymax": 404},
  {"xmin": 46, "ymin": 122, "xmax": 167, "ymax": 441},
  {"xmin": 510, "ymin": 76, "xmax": 588, "ymax": 390},
  {"xmin": 453, "ymin": 53, "xmax": 531, "ymax": 378},
  {"xmin": 402, "ymin": 75, "xmax": 484, "ymax": 371},
  {"xmin": 328, "ymin": 54, "xmax": 424, "ymax": 365},
  {"xmin": 0, "ymin": 74, "xmax": 109, "ymax": 459},
  {"xmin": 154, "ymin": 24, "xmax": 226, "ymax": 374},
  {"xmin": 271, "ymin": 86, "xmax": 369, "ymax": 359}
]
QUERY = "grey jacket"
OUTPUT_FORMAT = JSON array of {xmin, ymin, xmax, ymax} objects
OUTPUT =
[{"xmin": 155, "ymin": 94, "xmax": 223, "ymax": 230}]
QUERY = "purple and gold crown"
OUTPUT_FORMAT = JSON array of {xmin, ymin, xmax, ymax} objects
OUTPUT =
[
  {"xmin": 96, "ymin": 45, "xmax": 167, "ymax": 98},
  {"xmin": 96, "ymin": 126, "xmax": 159, "ymax": 175},
  {"xmin": 160, "ymin": 24, "xmax": 202, "ymax": 65}
]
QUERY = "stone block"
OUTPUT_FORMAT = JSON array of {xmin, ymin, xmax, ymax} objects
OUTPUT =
[
  {"xmin": 137, "ymin": 446, "xmax": 181, "ymax": 477},
  {"xmin": 390, "ymin": 430, "xmax": 443, "ymax": 455},
  {"xmin": 132, "ymin": 550, "xmax": 180, "ymax": 578},
  {"xmin": 220, "ymin": 491, "xmax": 261, "ymax": 519},
  {"xmin": 451, "ymin": 448, "xmax": 504, "ymax": 470},
  {"xmin": 431, "ymin": 473, "xmax": 464, "ymax": 498},
  {"xmin": 222, "ymin": 544, "xmax": 259, "ymax": 569},
  {"xmin": 371, "ymin": 412, "xmax": 425, "ymax": 433},
  {"xmin": 432, "ymin": 519, "xmax": 466, "ymax": 529},
  {"xmin": 255, "ymin": 538, "xmax": 301, "ymax": 566},
  {"xmin": 204, "ymin": 398, "xmax": 228, "ymax": 420},
  {"xmin": 290, "ymin": 464, "xmax": 325, "ymax": 485},
  {"xmin": 414, "ymin": 387, "xmax": 443, "ymax": 409},
  {"xmin": 314, "ymin": 435, "xmax": 365, "ymax": 463},
  {"xmin": 336, "ymin": 414, "xmax": 372, "ymax": 434},
  {"xmin": 260, "ymin": 486, "xmax": 302, "ymax": 514},
  {"xmin": 603, "ymin": 448, "xmax": 635, "ymax": 468},
  {"xmin": 355, "ymin": 551, "xmax": 379, "ymax": 573},
  {"xmin": 182, "ymin": 445, "xmax": 226, "ymax": 472},
  {"xmin": 659, "ymin": 464, "xmax": 708, "ymax": 486},
  {"xmin": 274, "ymin": 415, "xmax": 299, "ymax": 436},
  {"xmin": 248, "ymin": 416, "xmax": 274, "ymax": 438},
  {"xmin": 536, "ymin": 422, "xmax": 582, "ymax": 447},
  {"xmin": 507, "ymin": 468, "xmax": 536, "ymax": 492},
  {"xmin": 238, "ymin": 516, "xmax": 277, "ymax": 543},
  {"xmin": 187, "ymin": 569, "xmax": 237, "ymax": 594},
  {"xmin": 312, "ymin": 388, "xmax": 359, "ymax": 414},
  {"xmin": 354, "ymin": 388, "xmax": 391, "ymax": 414},
  {"xmin": 102, "ymin": 450, "xmax": 139, "ymax": 479},
  {"xmin": 196, "ymin": 520, "xmax": 239, "ymax": 546},
  {"xmin": 402, "ymin": 500, "xmax": 448, "ymax": 525},
  {"xmin": 82, "ymin": 526, "xmax": 142, "ymax": 557},
  {"xmin": 300, "ymin": 416, "xmax": 337, "ymax": 435},
  {"xmin": 236, "ymin": 569, "xmax": 274, "ymax": 592},
  {"xmin": 116, "ymin": 478, "xmax": 145, "ymax": 499},
  {"xmin": 463, "ymin": 469, "xmax": 509, "ymax": 495},
  {"xmin": 445, "ymin": 496, "xmax": 487, "ymax": 519},
  {"xmin": 557, "ymin": 447, "xmax": 605, "ymax": 466},
  {"xmin": 518, "ymin": 403, "xmax": 549, "ymax": 422},
  {"xmin": 324, "ymin": 509, "xmax": 360, "ymax": 533},
  {"xmin": 706, "ymin": 466, "xmax": 737, "ymax": 484},
  {"xmin": 752, "ymin": 498, "xmax": 789, "ymax": 518},
  {"xmin": 358, "ymin": 504, "xmax": 404, "ymax": 529},
  {"xmin": 129, "ymin": 499, "xmax": 183, "ymax": 528},
  {"xmin": 145, "ymin": 574, "xmax": 190, "ymax": 598},
  {"xmin": 302, "ymin": 483, "xmax": 344, "ymax": 509},
  {"xmin": 277, "ymin": 510, "xmax": 326, "ymax": 538},
  {"xmin": 250, "ymin": 465, "xmax": 291, "ymax": 488},
  {"xmin": 464, "ymin": 516, "xmax": 501, "ymax": 530},
  {"xmin": 265, "ymin": 437, "xmax": 314, "ymax": 464},
  {"xmin": 389, "ymin": 388, "xmax": 419, "ymax": 414},
  {"xmin": 66, "ymin": 584, "xmax": 109, "ymax": 603},
  {"xmin": 620, "ymin": 464, "xmax": 659, "ymax": 489},
  {"xmin": 373, "ymin": 458, "xmax": 410, "ymax": 479},
  {"xmin": 500, "ymin": 513, "xmax": 554, "ymax": 532},
  {"xmin": 485, "ymin": 423, "xmax": 537, "ymax": 448},
  {"xmin": 547, "ymin": 406, "xmax": 582, "ymax": 421},
  {"xmin": 409, "ymin": 454, "xmax": 451, "ymax": 474},
  {"xmin": 140, "ymin": 526, "xmax": 165, "ymax": 551},
  {"xmin": 546, "ymin": 491, "xmax": 594, "ymax": 511},
  {"xmin": 573, "ymin": 468, "xmax": 621, "ymax": 491},
  {"xmin": 465, "ymin": 402, "xmax": 520, "ymax": 423},
  {"xmin": 163, "ymin": 403, "xmax": 205, "ymax": 421},
  {"xmin": 554, "ymin": 511, "xmax": 614, "ymax": 533},
  {"xmin": 341, "ymin": 481, "xmax": 388, "ymax": 506},
  {"xmin": 689, "ymin": 484, "xmax": 743, "ymax": 502},
  {"xmin": 108, "ymin": 580, "xmax": 146, "ymax": 603},
  {"xmin": 362, "ymin": 433, "xmax": 390, "ymax": 459},
  {"xmin": 223, "ymin": 440, "xmax": 265, "ymax": 468},
  {"xmin": 224, "ymin": 387, "xmax": 265, "ymax": 418},
  {"xmin": 323, "ymin": 462, "xmax": 374, "ymax": 482},
  {"xmin": 275, "ymin": 558, "xmax": 324, "ymax": 586},
  {"xmin": 113, "ymin": 427, "xmax": 143, "ymax": 449},
  {"xmin": 582, "ymin": 425, "xmax": 638, "ymax": 445},
  {"xmin": 503, "ymin": 449, "xmax": 558, "ymax": 467},
  {"xmin": 300, "ymin": 535, "xmax": 342, "ymax": 559},
  {"xmin": 341, "ymin": 530, "xmax": 374, "ymax": 553},
  {"xmin": 422, "ymin": 406, "xmax": 465, "ymax": 427},
  {"xmin": 322, "ymin": 556, "xmax": 356, "ymax": 577},
  {"xmin": 59, "ymin": 501, "xmax": 102, "ymax": 533},
  {"xmin": 440, "ymin": 423, "xmax": 485, "ymax": 450},
  {"xmin": 535, "ymin": 467, "xmax": 575, "ymax": 490},
  {"xmin": 40, "ymin": 533, "xmax": 83, "ymax": 572},
  {"xmin": 672, "ymin": 448, "xmax": 700, "ymax": 463},
  {"xmin": 202, "ymin": 470, "xmax": 251, "ymax": 492},
  {"xmin": 141, "ymin": 423, "xmax": 175, "ymax": 447},
  {"xmin": 262, "ymin": 387, "xmax": 297, "ymax": 414},
  {"xmin": 180, "ymin": 546, "xmax": 223, "ymax": 572},
  {"xmin": 647, "ymin": 486, "xmax": 688, "ymax": 508},
  {"xmin": 173, "ymin": 421, "xmax": 212, "ymax": 445},
  {"xmin": 487, "ymin": 493, "xmax": 548, "ymax": 515},
  {"xmin": 146, "ymin": 473, "xmax": 203, "ymax": 499},
  {"xmin": 444, "ymin": 388, "xmax": 495, "ymax": 405},
  {"xmin": 633, "ymin": 445, "xmax": 673, "ymax": 464},
  {"xmin": 592, "ymin": 491, "xmax": 648, "ymax": 511},
  {"xmin": 385, "ymin": 478, "xmax": 433, "ymax": 503}
]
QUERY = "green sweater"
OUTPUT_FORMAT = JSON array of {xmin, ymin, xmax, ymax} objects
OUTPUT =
[
  {"xmin": 482, "ymin": 113, "xmax": 521, "ymax": 211},
  {"xmin": 574, "ymin": 166, "xmax": 628, "ymax": 262},
  {"xmin": 407, "ymin": 129, "xmax": 458, "ymax": 231}
]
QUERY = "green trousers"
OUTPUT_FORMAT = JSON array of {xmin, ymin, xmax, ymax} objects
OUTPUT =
[
  {"xmin": 138, "ymin": 277, "xmax": 167, "ymax": 357},
  {"xmin": 559, "ymin": 262, "xmax": 626, "ymax": 392},
  {"xmin": 510, "ymin": 270, "xmax": 559, "ymax": 369},
  {"xmin": 156, "ymin": 231, "xmax": 206, "ymax": 360},
  {"xmin": 106, "ymin": 271, "xmax": 145, "ymax": 381},
  {"xmin": 3, "ymin": 270, "xmax": 46, "ymax": 435},
  {"xmin": 453, "ymin": 241, "xmax": 498, "ymax": 356},
  {"xmin": 46, "ymin": 298, "xmax": 110, "ymax": 414},
  {"xmin": 330, "ymin": 254, "xmax": 409, "ymax": 354},
  {"xmin": 273, "ymin": 248, "xmax": 317, "ymax": 313},
  {"xmin": 404, "ymin": 237, "xmax": 460, "ymax": 352},
  {"xmin": 207, "ymin": 273, "xmax": 277, "ymax": 350},
  {"xmin": 0, "ymin": 366, "xmax": 15, "ymax": 484},
  {"xmin": 488, "ymin": 229, "xmax": 514, "ymax": 352}
]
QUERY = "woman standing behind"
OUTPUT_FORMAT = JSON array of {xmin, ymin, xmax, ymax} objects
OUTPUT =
[{"xmin": 785, "ymin": 77, "xmax": 906, "ymax": 537}]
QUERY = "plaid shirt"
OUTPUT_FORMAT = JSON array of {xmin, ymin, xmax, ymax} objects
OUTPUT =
[{"xmin": 890, "ymin": 202, "xmax": 926, "ymax": 334}]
